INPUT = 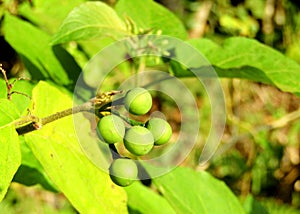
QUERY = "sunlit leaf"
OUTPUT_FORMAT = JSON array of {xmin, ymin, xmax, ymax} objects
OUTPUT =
[
  {"xmin": 0, "ymin": 99, "xmax": 21, "ymax": 202},
  {"xmin": 115, "ymin": 0, "xmax": 187, "ymax": 39},
  {"xmin": 13, "ymin": 137, "xmax": 57, "ymax": 192},
  {"xmin": 3, "ymin": 14, "xmax": 80, "ymax": 86},
  {"xmin": 24, "ymin": 81, "xmax": 127, "ymax": 213},
  {"xmin": 18, "ymin": 0, "xmax": 85, "ymax": 34},
  {"xmin": 52, "ymin": 2, "xmax": 127, "ymax": 44},
  {"xmin": 173, "ymin": 37, "xmax": 300, "ymax": 96},
  {"xmin": 153, "ymin": 167, "xmax": 246, "ymax": 213},
  {"xmin": 125, "ymin": 182, "xmax": 175, "ymax": 214}
]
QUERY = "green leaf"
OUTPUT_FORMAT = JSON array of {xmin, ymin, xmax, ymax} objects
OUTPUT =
[
  {"xmin": 173, "ymin": 37, "xmax": 300, "ymax": 95},
  {"xmin": 24, "ymin": 81, "xmax": 127, "ymax": 213},
  {"xmin": 13, "ymin": 137, "xmax": 57, "ymax": 192},
  {"xmin": 0, "ymin": 80, "xmax": 6, "ymax": 99},
  {"xmin": 52, "ymin": 2, "xmax": 127, "ymax": 45},
  {"xmin": 18, "ymin": 0, "xmax": 85, "ymax": 34},
  {"xmin": 10, "ymin": 80, "xmax": 34, "ymax": 115},
  {"xmin": 0, "ymin": 79, "xmax": 34, "ymax": 115},
  {"xmin": 243, "ymin": 194, "xmax": 269, "ymax": 214},
  {"xmin": 125, "ymin": 182, "xmax": 175, "ymax": 214},
  {"xmin": 0, "ymin": 99, "xmax": 20, "ymax": 127},
  {"xmin": 0, "ymin": 99, "xmax": 21, "ymax": 202},
  {"xmin": 3, "ymin": 14, "xmax": 77, "ymax": 86},
  {"xmin": 152, "ymin": 167, "xmax": 246, "ymax": 214},
  {"xmin": 115, "ymin": 0, "xmax": 187, "ymax": 39},
  {"xmin": 13, "ymin": 165, "xmax": 58, "ymax": 192}
]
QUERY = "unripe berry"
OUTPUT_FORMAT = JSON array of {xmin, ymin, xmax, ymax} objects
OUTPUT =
[
  {"xmin": 124, "ymin": 126, "xmax": 154, "ymax": 156},
  {"xmin": 109, "ymin": 158, "xmax": 138, "ymax": 187},
  {"xmin": 124, "ymin": 87, "xmax": 152, "ymax": 115},
  {"xmin": 146, "ymin": 118, "xmax": 172, "ymax": 145},
  {"xmin": 97, "ymin": 115, "xmax": 125, "ymax": 144}
]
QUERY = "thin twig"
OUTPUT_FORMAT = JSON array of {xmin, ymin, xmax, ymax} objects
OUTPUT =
[
  {"xmin": 268, "ymin": 108, "xmax": 300, "ymax": 129},
  {"xmin": 0, "ymin": 64, "xmax": 31, "ymax": 100},
  {"xmin": 10, "ymin": 91, "xmax": 32, "ymax": 99},
  {"xmin": 0, "ymin": 63, "xmax": 12, "ymax": 100},
  {"xmin": 214, "ymin": 107, "xmax": 300, "ymax": 158},
  {"xmin": 189, "ymin": 1, "xmax": 213, "ymax": 38}
]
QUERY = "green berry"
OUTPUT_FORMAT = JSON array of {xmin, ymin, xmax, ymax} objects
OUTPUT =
[
  {"xmin": 124, "ymin": 87, "xmax": 152, "ymax": 115},
  {"xmin": 124, "ymin": 126, "xmax": 154, "ymax": 156},
  {"xmin": 109, "ymin": 158, "xmax": 138, "ymax": 187},
  {"xmin": 97, "ymin": 115, "xmax": 125, "ymax": 144},
  {"xmin": 146, "ymin": 118, "xmax": 172, "ymax": 145}
]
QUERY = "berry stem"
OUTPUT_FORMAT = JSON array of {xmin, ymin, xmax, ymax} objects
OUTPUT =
[
  {"xmin": 109, "ymin": 144, "xmax": 121, "ymax": 159},
  {"xmin": 15, "ymin": 91, "xmax": 122, "ymax": 135}
]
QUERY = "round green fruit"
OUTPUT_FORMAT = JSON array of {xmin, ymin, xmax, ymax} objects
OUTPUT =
[
  {"xmin": 124, "ymin": 87, "xmax": 152, "ymax": 115},
  {"xmin": 124, "ymin": 126, "xmax": 154, "ymax": 156},
  {"xmin": 146, "ymin": 118, "xmax": 172, "ymax": 145},
  {"xmin": 97, "ymin": 115, "xmax": 125, "ymax": 144},
  {"xmin": 109, "ymin": 158, "xmax": 138, "ymax": 187}
]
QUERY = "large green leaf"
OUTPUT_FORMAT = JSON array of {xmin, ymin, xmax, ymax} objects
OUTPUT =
[
  {"xmin": 3, "ymin": 14, "xmax": 80, "ymax": 86},
  {"xmin": 152, "ymin": 167, "xmax": 246, "ymax": 213},
  {"xmin": 125, "ymin": 182, "xmax": 175, "ymax": 214},
  {"xmin": 115, "ymin": 0, "xmax": 187, "ymax": 39},
  {"xmin": 18, "ymin": 0, "xmax": 85, "ymax": 34},
  {"xmin": 13, "ymin": 137, "xmax": 57, "ymax": 192},
  {"xmin": 0, "ymin": 99, "xmax": 20, "ymax": 127},
  {"xmin": 24, "ymin": 81, "xmax": 127, "ymax": 213},
  {"xmin": 173, "ymin": 37, "xmax": 300, "ymax": 95},
  {"xmin": 0, "ymin": 99, "xmax": 21, "ymax": 202},
  {"xmin": 51, "ymin": 2, "xmax": 127, "ymax": 45}
]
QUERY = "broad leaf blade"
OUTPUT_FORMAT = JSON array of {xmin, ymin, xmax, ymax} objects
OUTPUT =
[
  {"xmin": 0, "ymin": 99, "xmax": 21, "ymax": 202},
  {"xmin": 175, "ymin": 37, "xmax": 300, "ymax": 95},
  {"xmin": 18, "ymin": 0, "xmax": 85, "ymax": 34},
  {"xmin": 153, "ymin": 167, "xmax": 246, "ymax": 214},
  {"xmin": 52, "ymin": 2, "xmax": 127, "ymax": 45},
  {"xmin": 115, "ymin": 0, "xmax": 187, "ymax": 39},
  {"xmin": 13, "ymin": 137, "xmax": 57, "ymax": 192},
  {"xmin": 125, "ymin": 182, "xmax": 176, "ymax": 214},
  {"xmin": 3, "ymin": 14, "xmax": 78, "ymax": 86},
  {"xmin": 24, "ymin": 81, "xmax": 127, "ymax": 213},
  {"xmin": 0, "ymin": 99, "xmax": 20, "ymax": 127}
]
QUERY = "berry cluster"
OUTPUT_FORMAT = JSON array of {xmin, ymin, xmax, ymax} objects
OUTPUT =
[{"xmin": 96, "ymin": 87, "xmax": 172, "ymax": 186}]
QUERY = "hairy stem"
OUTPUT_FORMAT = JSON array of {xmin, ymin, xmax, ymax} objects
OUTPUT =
[
  {"xmin": 15, "ymin": 101, "xmax": 95, "ymax": 135},
  {"xmin": 15, "ymin": 91, "xmax": 122, "ymax": 135},
  {"xmin": 41, "ymin": 102, "xmax": 94, "ymax": 126}
]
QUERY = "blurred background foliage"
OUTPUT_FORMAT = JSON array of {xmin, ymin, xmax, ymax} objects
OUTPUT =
[
  {"xmin": 159, "ymin": 0, "xmax": 300, "ymax": 63},
  {"xmin": 0, "ymin": 0, "xmax": 299, "ymax": 213},
  {"xmin": 155, "ymin": 0, "xmax": 300, "ymax": 212}
]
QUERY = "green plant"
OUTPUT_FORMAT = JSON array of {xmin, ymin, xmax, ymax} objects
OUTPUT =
[
  {"xmin": 109, "ymin": 158, "xmax": 138, "ymax": 187},
  {"xmin": 0, "ymin": 0, "xmax": 299, "ymax": 213},
  {"xmin": 97, "ymin": 114, "xmax": 125, "ymax": 144},
  {"xmin": 124, "ymin": 126, "xmax": 154, "ymax": 156},
  {"xmin": 146, "ymin": 117, "xmax": 172, "ymax": 145},
  {"xmin": 124, "ymin": 87, "xmax": 152, "ymax": 115}
]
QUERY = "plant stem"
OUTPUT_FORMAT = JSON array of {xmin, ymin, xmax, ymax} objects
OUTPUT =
[
  {"xmin": 0, "ymin": 63, "xmax": 12, "ymax": 100},
  {"xmin": 15, "ymin": 91, "xmax": 123, "ymax": 135},
  {"xmin": 41, "ymin": 102, "xmax": 94, "ymax": 126},
  {"xmin": 15, "ymin": 101, "xmax": 95, "ymax": 135}
]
